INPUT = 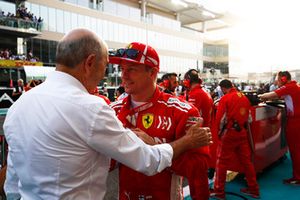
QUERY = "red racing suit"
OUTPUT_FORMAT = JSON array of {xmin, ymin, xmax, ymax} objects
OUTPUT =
[
  {"xmin": 213, "ymin": 88, "xmax": 259, "ymax": 194},
  {"xmin": 185, "ymin": 84, "xmax": 217, "ymax": 167},
  {"xmin": 111, "ymin": 87, "xmax": 210, "ymax": 200},
  {"xmin": 274, "ymin": 81, "xmax": 300, "ymax": 180}
]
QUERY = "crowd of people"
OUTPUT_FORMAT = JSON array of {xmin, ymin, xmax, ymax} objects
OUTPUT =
[
  {"xmin": 0, "ymin": 6, "xmax": 43, "ymax": 30},
  {"xmin": 0, "ymin": 48, "xmax": 39, "ymax": 62},
  {"xmin": 155, "ymin": 73, "xmax": 279, "ymax": 105},
  {"xmin": 2, "ymin": 28, "xmax": 300, "ymax": 200},
  {"xmin": 16, "ymin": 6, "xmax": 43, "ymax": 24}
]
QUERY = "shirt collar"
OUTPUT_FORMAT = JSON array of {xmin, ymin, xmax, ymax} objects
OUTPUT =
[
  {"xmin": 46, "ymin": 71, "xmax": 89, "ymax": 93},
  {"xmin": 286, "ymin": 80, "xmax": 297, "ymax": 85},
  {"xmin": 190, "ymin": 84, "xmax": 202, "ymax": 92},
  {"xmin": 228, "ymin": 87, "xmax": 237, "ymax": 93},
  {"xmin": 123, "ymin": 86, "xmax": 161, "ymax": 110}
]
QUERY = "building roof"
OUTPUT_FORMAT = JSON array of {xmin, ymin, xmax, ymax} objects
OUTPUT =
[{"xmin": 140, "ymin": 0, "xmax": 232, "ymax": 32}]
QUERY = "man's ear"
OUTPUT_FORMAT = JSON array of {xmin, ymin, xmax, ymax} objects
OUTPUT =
[{"xmin": 83, "ymin": 54, "xmax": 96, "ymax": 73}]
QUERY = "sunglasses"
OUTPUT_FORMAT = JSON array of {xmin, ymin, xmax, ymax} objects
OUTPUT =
[
  {"xmin": 109, "ymin": 48, "xmax": 140, "ymax": 59},
  {"xmin": 109, "ymin": 48, "xmax": 158, "ymax": 67}
]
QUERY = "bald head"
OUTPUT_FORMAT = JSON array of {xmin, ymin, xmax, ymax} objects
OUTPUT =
[{"xmin": 56, "ymin": 28, "xmax": 107, "ymax": 68}]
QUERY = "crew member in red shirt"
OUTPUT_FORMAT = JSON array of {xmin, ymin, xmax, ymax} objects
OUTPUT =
[
  {"xmin": 211, "ymin": 79, "xmax": 260, "ymax": 199},
  {"xmin": 109, "ymin": 42, "xmax": 211, "ymax": 200},
  {"xmin": 183, "ymin": 69, "xmax": 217, "ymax": 170},
  {"xmin": 259, "ymin": 71, "xmax": 300, "ymax": 185},
  {"xmin": 183, "ymin": 69, "xmax": 213, "ymax": 128}
]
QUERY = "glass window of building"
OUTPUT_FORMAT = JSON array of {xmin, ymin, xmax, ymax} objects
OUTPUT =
[
  {"xmin": 49, "ymin": 40, "xmax": 57, "ymax": 65},
  {"xmin": 78, "ymin": 0, "xmax": 89, "ymax": 8},
  {"xmin": 63, "ymin": 11, "xmax": 71, "ymax": 33},
  {"xmin": 84, "ymin": 15, "xmax": 91, "ymax": 29},
  {"xmin": 78, "ymin": 14, "xmax": 85, "ymax": 28},
  {"xmin": 40, "ymin": 6, "xmax": 48, "ymax": 31},
  {"xmin": 28, "ymin": 38, "xmax": 57, "ymax": 66},
  {"xmin": 29, "ymin": 38, "xmax": 41, "ymax": 61},
  {"xmin": 41, "ymin": 40, "xmax": 49, "ymax": 64},
  {"xmin": 56, "ymin": 9, "xmax": 64, "ymax": 33},
  {"xmin": 48, "ymin": 7, "xmax": 56, "ymax": 32},
  {"xmin": 204, "ymin": 44, "xmax": 228, "ymax": 57},
  {"xmin": 96, "ymin": 19, "xmax": 103, "ymax": 37},
  {"xmin": 90, "ymin": 17, "xmax": 96, "ymax": 31},
  {"xmin": 31, "ymin": 3, "xmax": 40, "ymax": 18},
  {"xmin": 71, "ymin": 13, "xmax": 78, "ymax": 29},
  {"xmin": 204, "ymin": 62, "xmax": 229, "ymax": 74},
  {"xmin": 0, "ymin": 1, "xmax": 15, "ymax": 14}
]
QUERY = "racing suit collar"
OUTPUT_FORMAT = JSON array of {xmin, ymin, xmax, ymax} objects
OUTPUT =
[
  {"xmin": 228, "ymin": 88, "xmax": 237, "ymax": 94},
  {"xmin": 118, "ymin": 86, "xmax": 161, "ymax": 128},
  {"xmin": 123, "ymin": 86, "xmax": 161, "ymax": 110}
]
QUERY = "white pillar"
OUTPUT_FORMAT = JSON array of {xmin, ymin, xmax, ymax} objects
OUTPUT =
[
  {"xmin": 17, "ymin": 37, "xmax": 27, "ymax": 55},
  {"xmin": 141, "ymin": 0, "xmax": 147, "ymax": 20}
]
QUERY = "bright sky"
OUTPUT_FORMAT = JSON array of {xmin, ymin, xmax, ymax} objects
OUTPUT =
[{"xmin": 207, "ymin": 0, "xmax": 300, "ymax": 74}]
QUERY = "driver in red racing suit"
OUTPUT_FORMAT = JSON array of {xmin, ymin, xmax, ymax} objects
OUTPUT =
[{"xmin": 109, "ymin": 42, "xmax": 211, "ymax": 200}]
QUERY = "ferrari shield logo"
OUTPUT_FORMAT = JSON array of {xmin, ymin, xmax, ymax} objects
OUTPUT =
[{"xmin": 142, "ymin": 113, "xmax": 154, "ymax": 129}]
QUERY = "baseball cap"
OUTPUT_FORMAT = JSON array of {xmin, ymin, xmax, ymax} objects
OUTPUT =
[{"xmin": 109, "ymin": 42, "xmax": 159, "ymax": 70}]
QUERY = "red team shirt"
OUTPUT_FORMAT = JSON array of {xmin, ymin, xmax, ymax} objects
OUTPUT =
[
  {"xmin": 186, "ymin": 85, "xmax": 213, "ymax": 127},
  {"xmin": 111, "ymin": 87, "xmax": 210, "ymax": 200},
  {"xmin": 215, "ymin": 88, "xmax": 250, "ymax": 132},
  {"xmin": 274, "ymin": 80, "xmax": 300, "ymax": 117},
  {"xmin": 274, "ymin": 80, "xmax": 300, "ymax": 180}
]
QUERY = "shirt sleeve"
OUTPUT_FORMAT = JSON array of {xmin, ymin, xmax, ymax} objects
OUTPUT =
[
  {"xmin": 215, "ymin": 96, "xmax": 227, "ymax": 132},
  {"xmin": 274, "ymin": 85, "xmax": 290, "ymax": 97},
  {"xmin": 86, "ymin": 104, "xmax": 173, "ymax": 176},
  {"xmin": 4, "ymin": 152, "xmax": 22, "ymax": 200}
]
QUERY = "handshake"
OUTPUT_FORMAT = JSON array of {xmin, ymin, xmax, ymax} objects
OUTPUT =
[
  {"xmin": 133, "ymin": 122, "xmax": 212, "ymax": 148},
  {"xmin": 132, "ymin": 121, "xmax": 212, "ymax": 160}
]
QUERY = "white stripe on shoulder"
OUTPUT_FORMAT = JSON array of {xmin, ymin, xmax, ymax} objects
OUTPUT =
[
  {"xmin": 157, "ymin": 100, "xmax": 189, "ymax": 113},
  {"xmin": 109, "ymin": 99, "xmax": 124, "ymax": 108},
  {"xmin": 167, "ymin": 97, "xmax": 191, "ymax": 109}
]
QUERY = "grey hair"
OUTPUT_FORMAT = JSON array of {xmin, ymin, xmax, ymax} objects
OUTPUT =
[
  {"xmin": 17, "ymin": 79, "xmax": 24, "ymax": 83},
  {"xmin": 55, "ymin": 35, "xmax": 102, "ymax": 68}
]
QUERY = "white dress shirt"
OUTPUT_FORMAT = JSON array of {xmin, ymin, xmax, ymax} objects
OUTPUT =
[{"xmin": 4, "ymin": 71, "xmax": 173, "ymax": 200}]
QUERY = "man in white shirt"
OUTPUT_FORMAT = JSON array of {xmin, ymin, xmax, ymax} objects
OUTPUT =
[{"xmin": 3, "ymin": 28, "xmax": 212, "ymax": 200}]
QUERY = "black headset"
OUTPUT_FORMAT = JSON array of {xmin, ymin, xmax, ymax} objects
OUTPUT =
[
  {"xmin": 184, "ymin": 69, "xmax": 201, "ymax": 88},
  {"xmin": 278, "ymin": 71, "xmax": 291, "ymax": 84}
]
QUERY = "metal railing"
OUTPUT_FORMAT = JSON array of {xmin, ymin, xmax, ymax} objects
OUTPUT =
[{"xmin": 0, "ymin": 16, "xmax": 43, "ymax": 32}]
